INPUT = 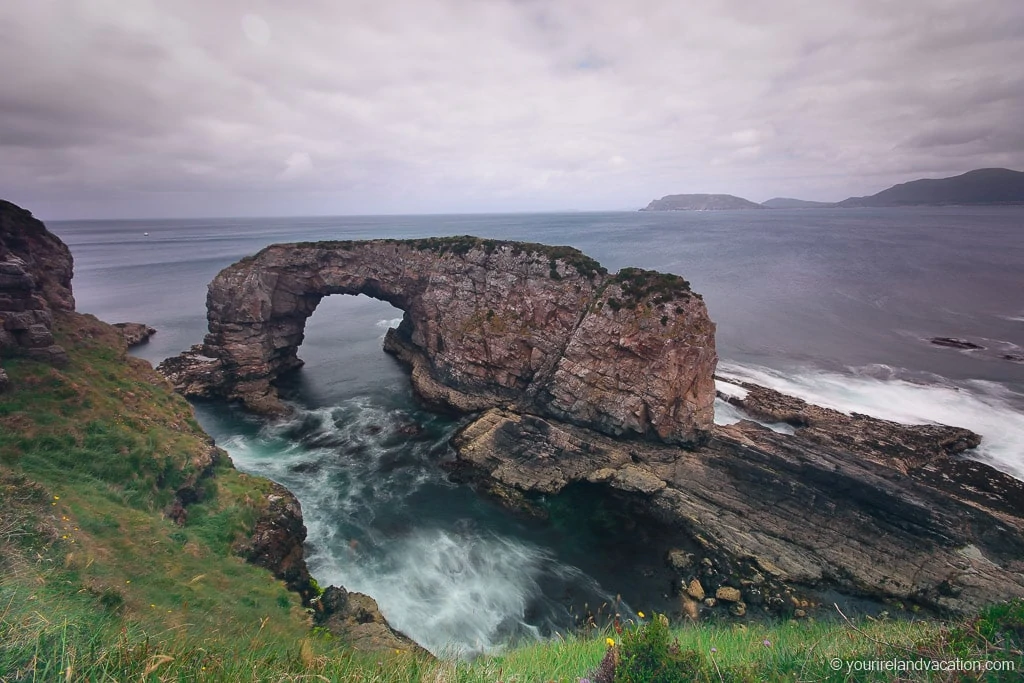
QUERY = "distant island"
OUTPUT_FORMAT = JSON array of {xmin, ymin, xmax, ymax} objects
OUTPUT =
[
  {"xmin": 761, "ymin": 197, "xmax": 833, "ymax": 209},
  {"xmin": 640, "ymin": 193, "xmax": 764, "ymax": 211},
  {"xmin": 642, "ymin": 168, "xmax": 1024, "ymax": 211}
]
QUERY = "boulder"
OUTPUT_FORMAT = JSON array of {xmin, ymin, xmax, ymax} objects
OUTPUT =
[{"xmin": 113, "ymin": 322, "xmax": 156, "ymax": 348}]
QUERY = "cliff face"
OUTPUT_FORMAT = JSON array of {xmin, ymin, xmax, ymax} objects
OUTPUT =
[
  {"xmin": 160, "ymin": 237, "xmax": 718, "ymax": 445},
  {"xmin": 0, "ymin": 199, "xmax": 75, "ymax": 367}
]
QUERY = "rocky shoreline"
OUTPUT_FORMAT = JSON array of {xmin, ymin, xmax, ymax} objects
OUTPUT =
[{"xmin": 152, "ymin": 235, "xmax": 1024, "ymax": 628}]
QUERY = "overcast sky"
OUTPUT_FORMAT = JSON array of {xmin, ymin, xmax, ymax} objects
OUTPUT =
[{"xmin": 2, "ymin": 0, "xmax": 1023, "ymax": 219}]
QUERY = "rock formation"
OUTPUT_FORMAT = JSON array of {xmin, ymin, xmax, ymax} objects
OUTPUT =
[
  {"xmin": 160, "ymin": 237, "xmax": 717, "ymax": 445},
  {"xmin": 0, "ymin": 199, "xmax": 75, "ymax": 366},
  {"xmin": 113, "ymin": 322, "xmax": 157, "ymax": 348},
  {"xmin": 450, "ymin": 378, "xmax": 1024, "ymax": 617},
  {"xmin": 237, "ymin": 481, "xmax": 425, "ymax": 653},
  {"xmin": 162, "ymin": 234, "xmax": 1024, "ymax": 620}
]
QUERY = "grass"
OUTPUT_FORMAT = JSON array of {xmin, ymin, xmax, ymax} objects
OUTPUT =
[{"xmin": 1, "ymin": 312, "xmax": 1022, "ymax": 681}]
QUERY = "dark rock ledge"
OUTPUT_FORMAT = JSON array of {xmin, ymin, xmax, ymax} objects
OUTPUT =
[{"xmin": 449, "ymin": 380, "xmax": 1024, "ymax": 620}]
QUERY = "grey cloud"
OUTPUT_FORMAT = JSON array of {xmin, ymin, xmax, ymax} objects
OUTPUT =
[{"xmin": 1, "ymin": 0, "xmax": 1023, "ymax": 218}]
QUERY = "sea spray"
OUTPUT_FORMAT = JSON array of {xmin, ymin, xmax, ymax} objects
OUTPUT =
[
  {"xmin": 718, "ymin": 361, "xmax": 1024, "ymax": 480},
  {"xmin": 212, "ymin": 396, "xmax": 628, "ymax": 656}
]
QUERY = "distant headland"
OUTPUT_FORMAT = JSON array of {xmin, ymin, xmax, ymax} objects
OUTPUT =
[{"xmin": 642, "ymin": 167, "xmax": 1024, "ymax": 210}]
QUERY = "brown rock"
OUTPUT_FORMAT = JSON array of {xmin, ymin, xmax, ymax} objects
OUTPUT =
[
  {"xmin": 0, "ymin": 200, "xmax": 73, "ymax": 365},
  {"xmin": 448, "ymin": 394, "xmax": 1024, "ymax": 617},
  {"xmin": 317, "ymin": 586, "xmax": 426, "ymax": 654},
  {"xmin": 158, "ymin": 238, "xmax": 716, "ymax": 444},
  {"xmin": 686, "ymin": 579, "xmax": 705, "ymax": 601},
  {"xmin": 680, "ymin": 597, "xmax": 699, "ymax": 620},
  {"xmin": 729, "ymin": 601, "xmax": 747, "ymax": 617},
  {"xmin": 113, "ymin": 322, "xmax": 156, "ymax": 348},
  {"xmin": 667, "ymin": 549, "xmax": 694, "ymax": 572},
  {"xmin": 716, "ymin": 587, "xmax": 742, "ymax": 603},
  {"xmin": 703, "ymin": 598, "xmax": 717, "ymax": 608}
]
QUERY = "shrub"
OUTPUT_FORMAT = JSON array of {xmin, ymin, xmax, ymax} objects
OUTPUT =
[{"xmin": 614, "ymin": 614, "xmax": 703, "ymax": 683}]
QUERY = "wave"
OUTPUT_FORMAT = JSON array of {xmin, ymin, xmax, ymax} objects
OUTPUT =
[
  {"xmin": 215, "ymin": 395, "xmax": 624, "ymax": 657},
  {"xmin": 718, "ymin": 361, "xmax": 1024, "ymax": 480},
  {"xmin": 310, "ymin": 527, "xmax": 611, "ymax": 657}
]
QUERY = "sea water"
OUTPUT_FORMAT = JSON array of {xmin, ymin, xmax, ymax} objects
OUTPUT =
[{"xmin": 53, "ymin": 207, "xmax": 1024, "ymax": 655}]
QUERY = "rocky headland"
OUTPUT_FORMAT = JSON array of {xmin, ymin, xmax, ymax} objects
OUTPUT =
[
  {"xmin": 160, "ymin": 235, "xmax": 1024, "ymax": 623},
  {"xmin": 0, "ymin": 199, "xmax": 75, "ymax": 367}
]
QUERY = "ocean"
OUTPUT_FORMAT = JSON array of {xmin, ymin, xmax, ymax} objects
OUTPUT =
[{"xmin": 52, "ymin": 207, "xmax": 1024, "ymax": 655}]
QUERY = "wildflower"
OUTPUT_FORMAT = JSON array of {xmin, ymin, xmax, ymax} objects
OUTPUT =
[
  {"xmin": 125, "ymin": 580, "xmax": 131, "ymax": 584},
  {"xmin": 605, "ymin": 637, "xmax": 615, "ymax": 647},
  {"xmin": 637, "ymin": 611, "xmax": 645, "ymax": 618},
  {"xmin": 710, "ymin": 647, "xmax": 718, "ymax": 654},
  {"xmin": 763, "ymin": 639, "xmax": 772, "ymax": 647},
  {"xmin": 53, "ymin": 495, "xmax": 60, "ymax": 500}
]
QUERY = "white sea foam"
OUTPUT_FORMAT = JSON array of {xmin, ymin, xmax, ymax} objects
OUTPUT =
[
  {"xmin": 714, "ymin": 379, "xmax": 749, "ymax": 400},
  {"xmin": 713, "ymin": 397, "xmax": 795, "ymax": 434},
  {"xmin": 313, "ymin": 528, "xmax": 559, "ymax": 657},
  {"xmin": 718, "ymin": 361, "xmax": 1024, "ymax": 481}
]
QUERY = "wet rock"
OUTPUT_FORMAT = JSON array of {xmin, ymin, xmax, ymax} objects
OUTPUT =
[
  {"xmin": 159, "ymin": 238, "xmax": 716, "ymax": 444},
  {"xmin": 686, "ymin": 579, "xmax": 705, "ymax": 601},
  {"xmin": 930, "ymin": 337, "xmax": 983, "ymax": 350},
  {"xmin": 113, "ymin": 322, "xmax": 156, "ymax": 347}
]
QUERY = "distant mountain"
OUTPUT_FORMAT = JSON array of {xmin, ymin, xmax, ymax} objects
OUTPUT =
[
  {"xmin": 640, "ymin": 193, "xmax": 764, "ymax": 211},
  {"xmin": 836, "ymin": 168, "xmax": 1024, "ymax": 207},
  {"xmin": 761, "ymin": 197, "xmax": 835, "ymax": 209}
]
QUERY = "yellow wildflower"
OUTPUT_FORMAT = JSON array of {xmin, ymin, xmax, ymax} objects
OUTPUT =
[
  {"xmin": 637, "ymin": 611, "xmax": 645, "ymax": 618},
  {"xmin": 606, "ymin": 637, "xmax": 615, "ymax": 647}
]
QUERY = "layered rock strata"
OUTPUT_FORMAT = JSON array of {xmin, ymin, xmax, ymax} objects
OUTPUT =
[
  {"xmin": 450, "ymin": 379, "xmax": 1024, "ymax": 617},
  {"xmin": 0, "ymin": 200, "xmax": 75, "ymax": 366},
  {"xmin": 160, "ymin": 238, "xmax": 717, "ymax": 445}
]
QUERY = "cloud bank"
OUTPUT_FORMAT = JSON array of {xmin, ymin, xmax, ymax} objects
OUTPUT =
[{"xmin": 1, "ymin": 0, "xmax": 1022, "ymax": 218}]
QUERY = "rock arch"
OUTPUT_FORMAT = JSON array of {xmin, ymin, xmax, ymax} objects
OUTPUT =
[{"xmin": 160, "ymin": 237, "xmax": 717, "ymax": 445}]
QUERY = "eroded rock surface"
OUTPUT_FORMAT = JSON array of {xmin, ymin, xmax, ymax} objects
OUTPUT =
[
  {"xmin": 236, "ymin": 481, "xmax": 425, "ymax": 653},
  {"xmin": 160, "ymin": 238, "xmax": 717, "ymax": 445},
  {"xmin": 113, "ymin": 322, "xmax": 156, "ymax": 348},
  {"xmin": 451, "ymin": 385, "xmax": 1024, "ymax": 617},
  {"xmin": 0, "ymin": 199, "xmax": 74, "ymax": 366}
]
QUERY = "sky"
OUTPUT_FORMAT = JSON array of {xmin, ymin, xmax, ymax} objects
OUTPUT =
[{"xmin": 1, "ymin": 0, "xmax": 1023, "ymax": 220}]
